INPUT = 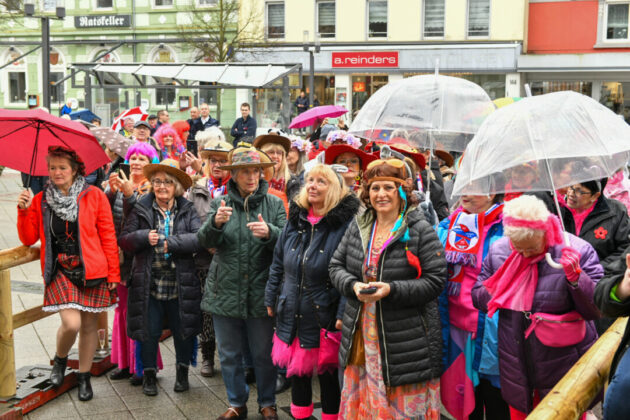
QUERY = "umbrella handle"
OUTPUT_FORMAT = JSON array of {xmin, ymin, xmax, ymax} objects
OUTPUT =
[{"xmin": 545, "ymin": 232, "xmax": 571, "ymax": 269}]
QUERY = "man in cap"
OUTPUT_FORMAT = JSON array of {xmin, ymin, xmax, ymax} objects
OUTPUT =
[{"xmin": 132, "ymin": 120, "xmax": 161, "ymax": 155}]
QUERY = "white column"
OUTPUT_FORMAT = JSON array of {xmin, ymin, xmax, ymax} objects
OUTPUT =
[
  {"xmin": 235, "ymin": 88, "xmax": 249, "ymax": 119},
  {"xmin": 591, "ymin": 81, "xmax": 603, "ymax": 102},
  {"xmin": 335, "ymin": 73, "xmax": 352, "ymax": 122},
  {"xmin": 505, "ymin": 73, "xmax": 521, "ymax": 98}
]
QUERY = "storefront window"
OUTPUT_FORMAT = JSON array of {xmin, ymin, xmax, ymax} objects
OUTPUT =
[
  {"xmin": 529, "ymin": 81, "xmax": 592, "ymax": 97},
  {"xmin": 600, "ymin": 81, "xmax": 625, "ymax": 114},
  {"xmin": 351, "ymin": 75, "xmax": 388, "ymax": 114}
]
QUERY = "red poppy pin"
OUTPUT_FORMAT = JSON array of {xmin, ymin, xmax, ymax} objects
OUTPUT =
[{"xmin": 594, "ymin": 227, "xmax": 608, "ymax": 240}]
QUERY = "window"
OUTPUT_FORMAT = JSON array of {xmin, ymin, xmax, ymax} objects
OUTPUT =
[
  {"xmin": 198, "ymin": 0, "xmax": 217, "ymax": 5},
  {"xmin": 199, "ymin": 82, "xmax": 218, "ymax": 106},
  {"xmin": 607, "ymin": 3, "xmax": 629, "ymax": 39},
  {"xmin": 154, "ymin": 0, "xmax": 173, "ymax": 6},
  {"xmin": 96, "ymin": 0, "xmax": 113, "ymax": 7},
  {"xmin": 424, "ymin": 0, "xmax": 445, "ymax": 38},
  {"xmin": 9, "ymin": 72, "xmax": 26, "ymax": 102},
  {"xmin": 267, "ymin": 2, "xmax": 285, "ymax": 38},
  {"xmin": 468, "ymin": 0, "xmax": 489, "ymax": 37},
  {"xmin": 318, "ymin": 1, "xmax": 335, "ymax": 38},
  {"xmin": 151, "ymin": 46, "xmax": 176, "ymax": 106},
  {"xmin": 42, "ymin": 0, "xmax": 56, "ymax": 11},
  {"xmin": 50, "ymin": 72, "xmax": 65, "ymax": 104},
  {"xmin": 368, "ymin": 0, "xmax": 387, "ymax": 38}
]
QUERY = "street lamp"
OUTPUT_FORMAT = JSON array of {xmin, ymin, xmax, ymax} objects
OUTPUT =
[
  {"xmin": 302, "ymin": 31, "xmax": 320, "ymax": 111},
  {"xmin": 24, "ymin": 0, "xmax": 66, "ymax": 110}
]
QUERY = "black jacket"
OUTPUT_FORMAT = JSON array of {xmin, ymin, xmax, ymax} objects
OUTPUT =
[
  {"xmin": 594, "ymin": 245, "xmax": 630, "ymax": 378},
  {"xmin": 561, "ymin": 196, "xmax": 630, "ymax": 273},
  {"xmin": 421, "ymin": 161, "xmax": 450, "ymax": 221},
  {"xmin": 295, "ymin": 96, "xmax": 309, "ymax": 114},
  {"xmin": 329, "ymin": 208, "xmax": 446, "ymax": 387},
  {"xmin": 230, "ymin": 116, "xmax": 257, "ymax": 145},
  {"xmin": 119, "ymin": 193, "xmax": 203, "ymax": 342},
  {"xmin": 189, "ymin": 116, "xmax": 220, "ymax": 141},
  {"xmin": 265, "ymin": 194, "xmax": 360, "ymax": 348}
]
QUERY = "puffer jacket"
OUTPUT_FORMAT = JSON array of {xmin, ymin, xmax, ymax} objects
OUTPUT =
[
  {"xmin": 561, "ymin": 195, "xmax": 630, "ymax": 273},
  {"xmin": 119, "ymin": 193, "xmax": 202, "ymax": 342},
  {"xmin": 198, "ymin": 179, "xmax": 287, "ymax": 319},
  {"xmin": 330, "ymin": 208, "xmax": 447, "ymax": 387},
  {"xmin": 265, "ymin": 194, "xmax": 360, "ymax": 348},
  {"xmin": 472, "ymin": 235, "xmax": 603, "ymax": 413},
  {"xmin": 18, "ymin": 184, "xmax": 120, "ymax": 285}
]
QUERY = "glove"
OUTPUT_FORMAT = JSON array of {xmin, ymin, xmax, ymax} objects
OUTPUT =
[{"xmin": 560, "ymin": 247, "xmax": 582, "ymax": 283}]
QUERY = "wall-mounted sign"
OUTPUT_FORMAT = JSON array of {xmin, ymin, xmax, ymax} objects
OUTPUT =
[
  {"xmin": 332, "ymin": 51, "xmax": 399, "ymax": 68},
  {"xmin": 75, "ymin": 15, "xmax": 131, "ymax": 28}
]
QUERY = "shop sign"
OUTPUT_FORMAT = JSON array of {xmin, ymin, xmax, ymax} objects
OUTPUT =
[
  {"xmin": 353, "ymin": 82, "xmax": 366, "ymax": 92},
  {"xmin": 75, "ymin": 15, "xmax": 131, "ymax": 28},
  {"xmin": 332, "ymin": 51, "xmax": 399, "ymax": 68}
]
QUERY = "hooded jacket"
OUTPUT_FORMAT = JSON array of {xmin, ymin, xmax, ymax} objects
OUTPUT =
[
  {"xmin": 472, "ymin": 235, "xmax": 603, "ymax": 413},
  {"xmin": 330, "ymin": 207, "xmax": 446, "ymax": 387},
  {"xmin": 198, "ymin": 179, "xmax": 287, "ymax": 319},
  {"xmin": 265, "ymin": 194, "xmax": 360, "ymax": 348},
  {"xmin": 118, "ymin": 193, "xmax": 202, "ymax": 342}
]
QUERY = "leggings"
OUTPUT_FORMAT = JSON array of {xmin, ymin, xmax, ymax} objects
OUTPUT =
[
  {"xmin": 469, "ymin": 379, "xmax": 510, "ymax": 420},
  {"xmin": 292, "ymin": 370, "xmax": 340, "ymax": 415}
]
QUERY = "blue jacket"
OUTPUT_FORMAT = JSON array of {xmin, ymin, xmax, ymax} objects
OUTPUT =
[
  {"xmin": 230, "ymin": 116, "xmax": 257, "ymax": 145},
  {"xmin": 265, "ymin": 194, "xmax": 359, "ymax": 348},
  {"xmin": 189, "ymin": 116, "xmax": 220, "ymax": 140},
  {"xmin": 437, "ymin": 214, "xmax": 503, "ymax": 379}
]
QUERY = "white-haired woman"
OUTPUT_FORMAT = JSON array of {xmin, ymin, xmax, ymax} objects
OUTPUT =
[
  {"xmin": 266, "ymin": 164, "xmax": 360, "ymax": 419},
  {"xmin": 471, "ymin": 195, "xmax": 603, "ymax": 419},
  {"xmin": 119, "ymin": 159, "xmax": 202, "ymax": 397},
  {"xmin": 180, "ymin": 127, "xmax": 227, "ymax": 175}
]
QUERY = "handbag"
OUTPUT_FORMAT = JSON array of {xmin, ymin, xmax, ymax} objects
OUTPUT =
[
  {"xmin": 524, "ymin": 310, "xmax": 586, "ymax": 348},
  {"xmin": 309, "ymin": 292, "xmax": 342, "ymax": 371}
]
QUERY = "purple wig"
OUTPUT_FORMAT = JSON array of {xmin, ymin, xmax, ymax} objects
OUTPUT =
[{"xmin": 125, "ymin": 142, "xmax": 159, "ymax": 163}]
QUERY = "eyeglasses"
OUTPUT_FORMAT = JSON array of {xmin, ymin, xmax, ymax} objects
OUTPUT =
[
  {"xmin": 209, "ymin": 158, "xmax": 228, "ymax": 165},
  {"xmin": 336, "ymin": 158, "xmax": 360, "ymax": 166},
  {"xmin": 151, "ymin": 179, "xmax": 175, "ymax": 187},
  {"xmin": 366, "ymin": 158, "xmax": 405, "ymax": 171},
  {"xmin": 567, "ymin": 186, "xmax": 593, "ymax": 197}
]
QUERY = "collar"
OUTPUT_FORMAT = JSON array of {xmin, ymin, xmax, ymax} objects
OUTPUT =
[{"xmin": 152, "ymin": 198, "xmax": 177, "ymax": 215}]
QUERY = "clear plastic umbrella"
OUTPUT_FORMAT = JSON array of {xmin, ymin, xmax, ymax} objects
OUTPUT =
[
  {"xmin": 452, "ymin": 90, "xmax": 630, "ymax": 267},
  {"xmin": 348, "ymin": 74, "xmax": 495, "ymax": 152}
]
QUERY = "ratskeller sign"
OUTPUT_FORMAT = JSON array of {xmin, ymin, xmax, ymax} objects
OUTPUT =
[{"xmin": 75, "ymin": 15, "xmax": 131, "ymax": 28}]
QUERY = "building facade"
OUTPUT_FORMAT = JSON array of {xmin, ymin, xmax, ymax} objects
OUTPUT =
[
  {"xmin": 0, "ymin": 0, "xmax": 237, "ymax": 125},
  {"xmin": 241, "ymin": 0, "xmax": 527, "ymax": 127},
  {"xmin": 520, "ymin": 0, "xmax": 630, "ymax": 118}
]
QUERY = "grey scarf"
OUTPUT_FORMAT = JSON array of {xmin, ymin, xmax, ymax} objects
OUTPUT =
[{"xmin": 45, "ymin": 176, "xmax": 86, "ymax": 222}]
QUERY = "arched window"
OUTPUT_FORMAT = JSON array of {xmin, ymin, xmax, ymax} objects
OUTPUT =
[
  {"xmin": 193, "ymin": 49, "xmax": 217, "ymax": 106},
  {"xmin": 2, "ymin": 48, "xmax": 27, "ymax": 104},
  {"xmin": 49, "ymin": 47, "xmax": 66, "ymax": 105},
  {"xmin": 149, "ymin": 45, "xmax": 177, "ymax": 107}
]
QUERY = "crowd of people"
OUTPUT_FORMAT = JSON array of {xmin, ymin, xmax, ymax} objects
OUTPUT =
[{"xmin": 15, "ymin": 103, "xmax": 630, "ymax": 420}]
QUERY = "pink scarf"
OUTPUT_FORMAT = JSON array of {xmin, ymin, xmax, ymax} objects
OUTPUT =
[
  {"xmin": 307, "ymin": 207, "xmax": 323, "ymax": 225},
  {"xmin": 485, "ymin": 250, "xmax": 545, "ymax": 317},
  {"xmin": 567, "ymin": 202, "xmax": 596, "ymax": 235}
]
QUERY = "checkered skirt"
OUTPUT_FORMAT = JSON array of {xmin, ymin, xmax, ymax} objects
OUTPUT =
[{"xmin": 43, "ymin": 253, "xmax": 117, "ymax": 313}]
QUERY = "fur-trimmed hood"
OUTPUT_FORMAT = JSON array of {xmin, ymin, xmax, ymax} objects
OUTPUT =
[{"xmin": 288, "ymin": 193, "xmax": 360, "ymax": 230}]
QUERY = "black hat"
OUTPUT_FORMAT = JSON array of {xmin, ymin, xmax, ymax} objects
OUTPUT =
[
  {"xmin": 134, "ymin": 120, "xmax": 151, "ymax": 129},
  {"xmin": 148, "ymin": 114, "xmax": 158, "ymax": 120}
]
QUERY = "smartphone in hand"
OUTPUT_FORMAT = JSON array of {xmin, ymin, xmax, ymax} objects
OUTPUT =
[
  {"xmin": 119, "ymin": 163, "xmax": 131, "ymax": 180},
  {"xmin": 359, "ymin": 286, "xmax": 378, "ymax": 295},
  {"xmin": 187, "ymin": 140, "xmax": 198, "ymax": 157}
]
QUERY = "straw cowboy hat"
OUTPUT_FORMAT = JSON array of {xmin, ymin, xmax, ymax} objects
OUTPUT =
[
  {"xmin": 143, "ymin": 158, "xmax": 192, "ymax": 190},
  {"xmin": 199, "ymin": 139, "xmax": 233, "ymax": 160},
  {"xmin": 253, "ymin": 133, "xmax": 291, "ymax": 153},
  {"xmin": 218, "ymin": 147, "xmax": 276, "ymax": 171}
]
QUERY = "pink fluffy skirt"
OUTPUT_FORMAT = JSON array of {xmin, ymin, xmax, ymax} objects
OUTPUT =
[{"xmin": 272, "ymin": 333, "xmax": 337, "ymax": 377}]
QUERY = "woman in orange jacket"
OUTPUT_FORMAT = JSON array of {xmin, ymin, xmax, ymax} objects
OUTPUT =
[{"xmin": 17, "ymin": 146, "xmax": 120, "ymax": 402}]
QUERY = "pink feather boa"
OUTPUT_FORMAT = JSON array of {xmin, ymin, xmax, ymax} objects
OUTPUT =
[{"xmin": 271, "ymin": 334, "xmax": 320, "ymax": 377}]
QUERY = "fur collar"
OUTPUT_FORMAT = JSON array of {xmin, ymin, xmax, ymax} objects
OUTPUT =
[{"xmin": 289, "ymin": 193, "xmax": 360, "ymax": 230}]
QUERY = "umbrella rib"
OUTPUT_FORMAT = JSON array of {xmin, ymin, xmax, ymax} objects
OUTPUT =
[
  {"xmin": 0, "ymin": 121, "xmax": 38, "ymax": 140},
  {"xmin": 40, "ymin": 122, "xmax": 73, "ymax": 149}
]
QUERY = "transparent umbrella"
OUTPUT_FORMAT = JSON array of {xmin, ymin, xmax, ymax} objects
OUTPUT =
[
  {"xmin": 348, "ymin": 74, "xmax": 495, "ymax": 152},
  {"xmin": 452, "ymin": 90, "xmax": 630, "ymax": 267}
]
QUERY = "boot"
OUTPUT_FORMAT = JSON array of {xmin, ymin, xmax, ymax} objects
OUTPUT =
[
  {"xmin": 174, "ymin": 363, "xmax": 189, "ymax": 392},
  {"xmin": 142, "ymin": 368, "xmax": 158, "ymax": 396},
  {"xmin": 109, "ymin": 367, "xmax": 131, "ymax": 380},
  {"xmin": 200, "ymin": 341, "xmax": 215, "ymax": 377},
  {"xmin": 77, "ymin": 372, "xmax": 93, "ymax": 401},
  {"xmin": 50, "ymin": 355, "xmax": 68, "ymax": 388}
]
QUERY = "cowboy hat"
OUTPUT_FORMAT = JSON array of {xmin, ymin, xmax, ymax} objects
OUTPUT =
[
  {"xmin": 258, "ymin": 149, "xmax": 276, "ymax": 181},
  {"xmin": 218, "ymin": 147, "xmax": 276, "ymax": 171},
  {"xmin": 389, "ymin": 144, "xmax": 427, "ymax": 172},
  {"xmin": 253, "ymin": 133, "xmax": 291, "ymax": 153},
  {"xmin": 199, "ymin": 139, "xmax": 233, "ymax": 160},
  {"xmin": 143, "ymin": 158, "xmax": 192, "ymax": 190},
  {"xmin": 324, "ymin": 144, "xmax": 376, "ymax": 171}
]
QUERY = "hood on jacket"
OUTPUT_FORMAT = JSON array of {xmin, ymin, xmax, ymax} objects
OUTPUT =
[{"xmin": 288, "ymin": 193, "xmax": 360, "ymax": 230}]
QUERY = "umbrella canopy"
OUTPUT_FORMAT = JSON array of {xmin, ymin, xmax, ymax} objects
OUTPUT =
[
  {"xmin": 288, "ymin": 105, "xmax": 348, "ymax": 129},
  {"xmin": 69, "ymin": 109, "xmax": 101, "ymax": 123},
  {"xmin": 453, "ymin": 91, "xmax": 630, "ymax": 197},
  {"xmin": 348, "ymin": 75, "xmax": 495, "ymax": 152},
  {"xmin": 111, "ymin": 106, "xmax": 148, "ymax": 132},
  {"xmin": 493, "ymin": 97, "xmax": 522, "ymax": 109},
  {"xmin": 90, "ymin": 126, "xmax": 133, "ymax": 158},
  {"xmin": 0, "ymin": 109, "xmax": 110, "ymax": 176}
]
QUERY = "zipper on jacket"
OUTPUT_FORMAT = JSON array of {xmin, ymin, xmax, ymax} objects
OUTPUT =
[
  {"xmin": 378, "ymin": 247, "xmax": 391, "ymax": 387},
  {"xmin": 345, "ymin": 218, "xmax": 363, "ymax": 367},
  {"xmin": 296, "ymin": 224, "xmax": 316, "ymax": 339}
]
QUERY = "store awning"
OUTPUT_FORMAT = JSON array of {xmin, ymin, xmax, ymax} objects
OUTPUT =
[{"xmin": 70, "ymin": 62, "xmax": 302, "ymax": 88}]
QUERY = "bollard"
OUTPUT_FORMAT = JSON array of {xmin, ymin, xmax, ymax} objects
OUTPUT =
[{"xmin": 0, "ymin": 269, "xmax": 16, "ymax": 398}]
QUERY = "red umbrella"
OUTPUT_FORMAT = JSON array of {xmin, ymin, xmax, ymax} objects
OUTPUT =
[
  {"xmin": 288, "ymin": 105, "xmax": 348, "ymax": 129},
  {"xmin": 0, "ymin": 109, "xmax": 110, "ymax": 179}
]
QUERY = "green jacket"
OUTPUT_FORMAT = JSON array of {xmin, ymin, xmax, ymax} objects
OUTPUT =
[{"xmin": 198, "ymin": 178, "xmax": 287, "ymax": 319}]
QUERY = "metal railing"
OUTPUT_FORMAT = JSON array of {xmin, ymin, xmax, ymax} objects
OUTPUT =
[{"xmin": 527, "ymin": 316, "xmax": 628, "ymax": 419}]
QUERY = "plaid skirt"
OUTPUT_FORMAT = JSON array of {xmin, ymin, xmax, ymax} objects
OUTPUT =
[{"xmin": 43, "ymin": 253, "xmax": 116, "ymax": 313}]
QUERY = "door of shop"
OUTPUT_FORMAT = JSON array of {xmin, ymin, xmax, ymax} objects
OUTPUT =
[{"xmin": 351, "ymin": 75, "xmax": 388, "ymax": 115}]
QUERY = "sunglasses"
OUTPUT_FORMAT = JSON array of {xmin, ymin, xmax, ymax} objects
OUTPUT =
[{"xmin": 366, "ymin": 158, "xmax": 405, "ymax": 171}]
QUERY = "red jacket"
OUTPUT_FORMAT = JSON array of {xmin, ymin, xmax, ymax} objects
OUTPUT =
[{"xmin": 17, "ymin": 186, "xmax": 121, "ymax": 284}]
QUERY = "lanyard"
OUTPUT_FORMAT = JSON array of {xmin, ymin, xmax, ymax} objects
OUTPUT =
[{"xmin": 164, "ymin": 209, "xmax": 171, "ymax": 259}]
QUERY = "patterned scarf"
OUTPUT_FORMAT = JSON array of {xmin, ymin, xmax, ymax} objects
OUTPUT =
[
  {"xmin": 45, "ymin": 176, "xmax": 86, "ymax": 222},
  {"xmin": 207, "ymin": 176, "xmax": 229, "ymax": 198},
  {"xmin": 268, "ymin": 177, "xmax": 286, "ymax": 192}
]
